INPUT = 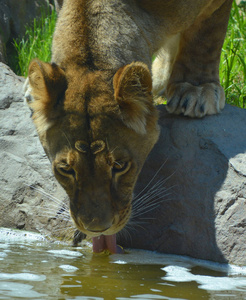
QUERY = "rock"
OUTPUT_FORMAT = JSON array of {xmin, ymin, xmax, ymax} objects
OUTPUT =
[
  {"xmin": 0, "ymin": 62, "xmax": 246, "ymax": 265},
  {"xmin": 0, "ymin": 63, "xmax": 70, "ymax": 240},
  {"xmin": 119, "ymin": 103, "xmax": 246, "ymax": 266},
  {"xmin": 0, "ymin": 0, "xmax": 55, "ymax": 63}
]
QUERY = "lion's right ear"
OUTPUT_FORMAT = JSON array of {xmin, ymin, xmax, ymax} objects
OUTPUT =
[
  {"xmin": 27, "ymin": 59, "xmax": 67, "ymax": 132},
  {"xmin": 113, "ymin": 62, "xmax": 153, "ymax": 135}
]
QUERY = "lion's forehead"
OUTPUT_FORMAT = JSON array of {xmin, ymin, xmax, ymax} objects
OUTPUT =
[
  {"xmin": 63, "ymin": 69, "xmax": 119, "ymax": 116},
  {"xmin": 61, "ymin": 100, "xmax": 121, "ymax": 139}
]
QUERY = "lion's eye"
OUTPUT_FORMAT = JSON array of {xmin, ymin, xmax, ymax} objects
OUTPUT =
[
  {"xmin": 112, "ymin": 161, "xmax": 129, "ymax": 174},
  {"xmin": 57, "ymin": 163, "xmax": 75, "ymax": 177}
]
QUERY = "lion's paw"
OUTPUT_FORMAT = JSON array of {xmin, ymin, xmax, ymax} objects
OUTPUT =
[{"xmin": 166, "ymin": 82, "xmax": 225, "ymax": 118}]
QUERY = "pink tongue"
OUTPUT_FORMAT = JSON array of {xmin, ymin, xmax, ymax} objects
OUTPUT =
[{"xmin": 92, "ymin": 234, "xmax": 123, "ymax": 254}]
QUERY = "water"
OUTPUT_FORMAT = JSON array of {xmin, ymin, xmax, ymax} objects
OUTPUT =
[{"xmin": 1, "ymin": 228, "xmax": 246, "ymax": 300}]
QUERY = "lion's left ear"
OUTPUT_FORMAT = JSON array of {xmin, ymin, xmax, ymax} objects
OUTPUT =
[
  {"xmin": 113, "ymin": 62, "xmax": 153, "ymax": 135},
  {"xmin": 27, "ymin": 59, "xmax": 67, "ymax": 133}
]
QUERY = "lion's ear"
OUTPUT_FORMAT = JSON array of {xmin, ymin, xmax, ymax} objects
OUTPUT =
[
  {"xmin": 113, "ymin": 62, "xmax": 153, "ymax": 135},
  {"xmin": 28, "ymin": 59, "xmax": 67, "ymax": 132}
]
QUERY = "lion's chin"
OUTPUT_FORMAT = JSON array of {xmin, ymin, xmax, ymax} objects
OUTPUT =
[{"xmin": 92, "ymin": 234, "xmax": 124, "ymax": 254}]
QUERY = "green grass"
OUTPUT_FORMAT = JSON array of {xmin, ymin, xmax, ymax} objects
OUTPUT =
[
  {"xmin": 219, "ymin": 0, "xmax": 246, "ymax": 108},
  {"xmin": 8, "ymin": 1, "xmax": 246, "ymax": 108},
  {"xmin": 9, "ymin": 6, "xmax": 57, "ymax": 77}
]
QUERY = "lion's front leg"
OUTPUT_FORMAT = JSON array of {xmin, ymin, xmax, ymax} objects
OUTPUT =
[{"xmin": 164, "ymin": 0, "xmax": 232, "ymax": 118}]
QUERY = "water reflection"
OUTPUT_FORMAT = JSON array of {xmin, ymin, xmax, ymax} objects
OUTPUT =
[{"xmin": 0, "ymin": 228, "xmax": 246, "ymax": 300}]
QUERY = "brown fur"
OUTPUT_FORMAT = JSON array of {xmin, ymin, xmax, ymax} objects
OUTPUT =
[{"xmin": 27, "ymin": 0, "xmax": 232, "ymax": 237}]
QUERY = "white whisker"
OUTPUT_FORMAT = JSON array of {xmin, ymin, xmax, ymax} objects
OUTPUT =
[
  {"xmin": 60, "ymin": 129, "xmax": 72, "ymax": 150},
  {"xmin": 134, "ymin": 159, "xmax": 168, "ymax": 199},
  {"xmin": 36, "ymin": 204, "xmax": 69, "ymax": 212},
  {"xmin": 133, "ymin": 184, "xmax": 173, "ymax": 211},
  {"xmin": 132, "ymin": 198, "xmax": 173, "ymax": 219},
  {"xmin": 109, "ymin": 146, "xmax": 118, "ymax": 155},
  {"xmin": 36, "ymin": 214, "xmax": 71, "ymax": 221},
  {"xmin": 118, "ymin": 225, "xmax": 133, "ymax": 244},
  {"xmin": 24, "ymin": 183, "xmax": 76, "ymax": 242},
  {"xmin": 140, "ymin": 172, "xmax": 175, "ymax": 196},
  {"xmin": 24, "ymin": 183, "xmax": 66, "ymax": 205},
  {"xmin": 132, "ymin": 179, "xmax": 174, "ymax": 213},
  {"xmin": 128, "ymin": 221, "xmax": 148, "ymax": 232},
  {"xmin": 133, "ymin": 191, "xmax": 173, "ymax": 214},
  {"xmin": 123, "ymin": 162, "xmax": 177, "ymax": 241}
]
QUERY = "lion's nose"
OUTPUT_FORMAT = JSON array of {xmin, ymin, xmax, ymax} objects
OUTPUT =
[{"xmin": 84, "ymin": 217, "xmax": 113, "ymax": 233}]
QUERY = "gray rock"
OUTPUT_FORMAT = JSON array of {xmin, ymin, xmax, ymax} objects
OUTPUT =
[
  {"xmin": 0, "ymin": 62, "xmax": 246, "ymax": 265},
  {"xmin": 0, "ymin": 63, "xmax": 70, "ymax": 239},
  {"xmin": 120, "ymin": 103, "xmax": 246, "ymax": 265}
]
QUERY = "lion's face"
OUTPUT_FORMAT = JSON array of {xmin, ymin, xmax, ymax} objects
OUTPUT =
[{"xmin": 27, "ymin": 60, "xmax": 159, "ymax": 237}]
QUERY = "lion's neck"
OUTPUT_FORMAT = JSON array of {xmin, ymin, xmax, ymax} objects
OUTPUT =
[{"xmin": 52, "ymin": 0, "xmax": 156, "ymax": 74}]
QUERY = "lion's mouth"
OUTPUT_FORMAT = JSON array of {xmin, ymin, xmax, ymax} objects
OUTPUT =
[
  {"xmin": 92, "ymin": 234, "xmax": 124, "ymax": 254},
  {"xmin": 71, "ymin": 205, "xmax": 131, "ymax": 253}
]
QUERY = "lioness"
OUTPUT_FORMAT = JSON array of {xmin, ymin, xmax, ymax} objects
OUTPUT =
[{"xmin": 26, "ymin": 0, "xmax": 232, "ymax": 253}]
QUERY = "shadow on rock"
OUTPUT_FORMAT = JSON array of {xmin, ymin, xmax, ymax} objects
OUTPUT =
[{"xmin": 118, "ymin": 105, "xmax": 246, "ymax": 265}]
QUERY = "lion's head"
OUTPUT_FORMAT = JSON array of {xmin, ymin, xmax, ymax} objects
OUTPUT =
[{"xmin": 27, "ymin": 59, "xmax": 159, "ymax": 240}]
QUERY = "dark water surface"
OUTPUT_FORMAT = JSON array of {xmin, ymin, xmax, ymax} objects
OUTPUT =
[{"xmin": 1, "ymin": 228, "xmax": 246, "ymax": 300}]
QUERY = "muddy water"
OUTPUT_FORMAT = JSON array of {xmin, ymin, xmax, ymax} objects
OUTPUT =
[{"xmin": 1, "ymin": 228, "xmax": 246, "ymax": 300}]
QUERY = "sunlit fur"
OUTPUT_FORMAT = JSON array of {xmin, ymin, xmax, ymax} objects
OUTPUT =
[
  {"xmin": 27, "ymin": 60, "xmax": 160, "ymax": 237},
  {"xmin": 26, "ymin": 0, "xmax": 232, "ymax": 238}
]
